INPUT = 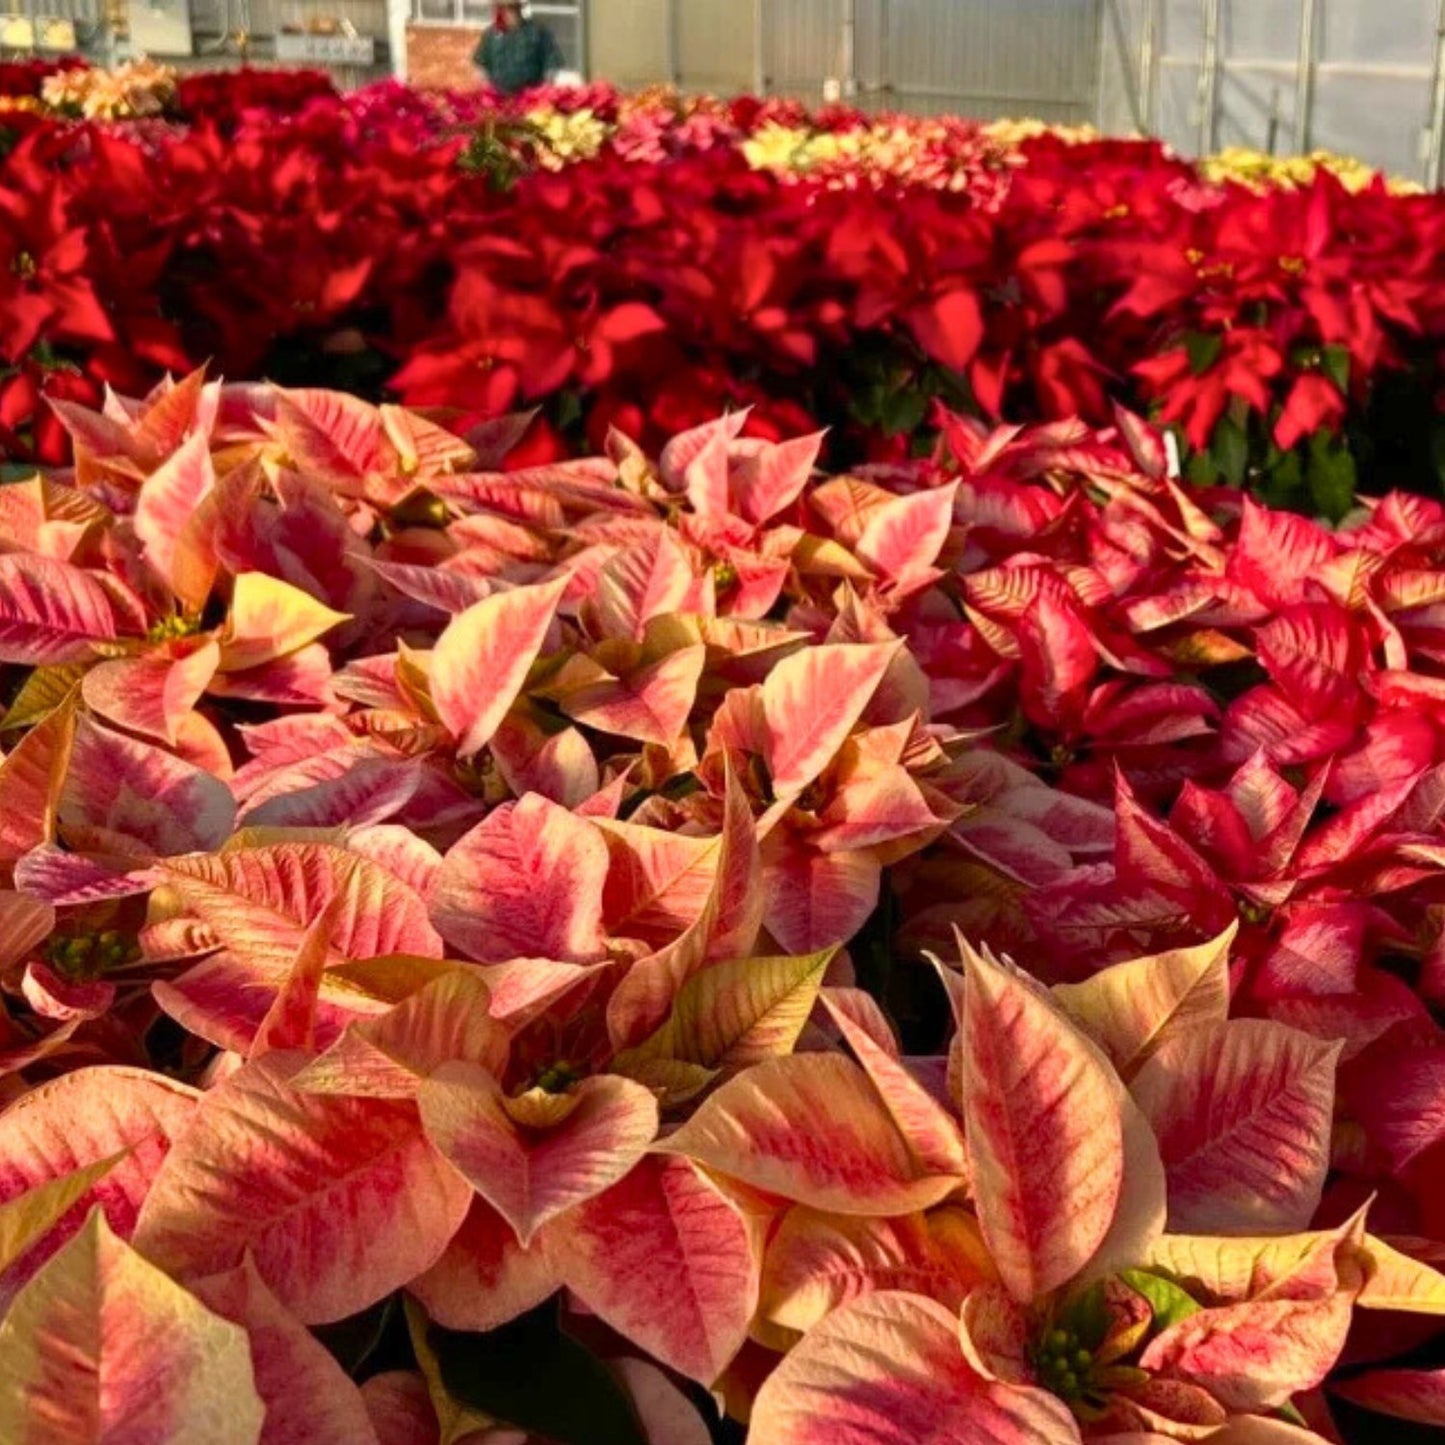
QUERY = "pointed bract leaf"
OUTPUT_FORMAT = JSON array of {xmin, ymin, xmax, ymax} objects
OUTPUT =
[
  {"xmin": 1130, "ymin": 1020, "xmax": 1339, "ymax": 1235},
  {"xmin": 192, "ymin": 1259, "xmax": 381, "ymax": 1445},
  {"xmin": 855, "ymin": 484, "xmax": 958, "ymax": 592},
  {"xmin": 0, "ymin": 1068, "xmax": 198, "ymax": 1292},
  {"xmin": 1139, "ymin": 1290, "xmax": 1353, "ymax": 1412},
  {"xmin": 250, "ymin": 897, "xmax": 345, "ymax": 1058},
  {"xmin": 1331, "ymin": 1368, "xmax": 1445, "ymax": 1426},
  {"xmin": 1051, "ymin": 925, "xmax": 1234, "ymax": 1079},
  {"xmin": 409, "ymin": 1197, "xmax": 563, "ymax": 1334},
  {"xmin": 0, "ymin": 554, "xmax": 117, "ymax": 665},
  {"xmin": 163, "ymin": 842, "xmax": 442, "ymax": 978},
  {"xmin": 762, "ymin": 642, "xmax": 899, "ymax": 799},
  {"xmin": 759, "ymin": 1205, "xmax": 994, "ymax": 1340},
  {"xmin": 418, "ymin": 1063, "xmax": 658, "ymax": 1246},
  {"xmin": 133, "ymin": 1050, "xmax": 473, "ymax": 1324},
  {"xmin": 605, "ymin": 767, "xmax": 763, "ymax": 1048},
  {"xmin": 660, "ymin": 1054, "xmax": 959, "ymax": 1216},
  {"xmin": 293, "ymin": 969, "xmax": 507, "ymax": 1098},
  {"xmin": 748, "ymin": 1289, "xmax": 1080, "ymax": 1445},
  {"xmin": 0, "ymin": 1152, "xmax": 129, "ymax": 1279},
  {"xmin": 619, "ymin": 948, "xmax": 835, "ymax": 1075},
  {"xmin": 824, "ymin": 992, "xmax": 968, "ymax": 1179},
  {"xmin": 957, "ymin": 944, "xmax": 1125, "ymax": 1302},
  {"xmin": 134, "ymin": 429, "xmax": 217, "ymax": 592},
  {"xmin": 0, "ymin": 1210, "xmax": 266, "ymax": 1445},
  {"xmin": 430, "ymin": 795, "xmax": 608, "ymax": 964},
  {"xmin": 559, "ymin": 1155, "xmax": 758, "ymax": 1385},
  {"xmin": 0, "ymin": 694, "xmax": 75, "ymax": 863},
  {"xmin": 430, "ymin": 576, "xmax": 568, "ymax": 759},
  {"xmin": 219, "ymin": 573, "xmax": 349, "ymax": 673},
  {"xmin": 82, "ymin": 643, "xmax": 221, "ymax": 746},
  {"xmin": 62, "ymin": 715, "xmax": 236, "ymax": 856}
]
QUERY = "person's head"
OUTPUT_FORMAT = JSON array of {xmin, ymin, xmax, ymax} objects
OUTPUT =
[{"xmin": 494, "ymin": 0, "xmax": 521, "ymax": 27}]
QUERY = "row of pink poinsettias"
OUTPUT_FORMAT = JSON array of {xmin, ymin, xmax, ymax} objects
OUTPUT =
[{"xmin": 0, "ymin": 376, "xmax": 1443, "ymax": 1439}]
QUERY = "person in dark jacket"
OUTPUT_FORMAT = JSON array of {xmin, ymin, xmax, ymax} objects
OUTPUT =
[{"xmin": 474, "ymin": 1, "xmax": 564, "ymax": 95}]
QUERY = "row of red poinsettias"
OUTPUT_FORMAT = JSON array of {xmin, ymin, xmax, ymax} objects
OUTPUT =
[
  {"xmin": 2, "ymin": 69, "xmax": 1442, "ymax": 517},
  {"xmin": 0, "ymin": 375, "xmax": 1442, "ymax": 1441}
]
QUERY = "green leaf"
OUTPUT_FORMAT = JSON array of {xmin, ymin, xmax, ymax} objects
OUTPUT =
[
  {"xmin": 554, "ymin": 390, "xmax": 583, "ymax": 432},
  {"xmin": 1258, "ymin": 447, "xmax": 1304, "ymax": 511},
  {"xmin": 1183, "ymin": 447, "xmax": 1217, "ymax": 488},
  {"xmin": 850, "ymin": 380, "xmax": 887, "ymax": 426},
  {"xmin": 1210, "ymin": 414, "xmax": 1249, "ymax": 487},
  {"xmin": 1184, "ymin": 331, "xmax": 1223, "ymax": 376},
  {"xmin": 1319, "ymin": 344, "xmax": 1350, "ymax": 394},
  {"xmin": 881, "ymin": 384, "xmax": 929, "ymax": 436},
  {"xmin": 1119, "ymin": 1268, "xmax": 1202, "ymax": 1333},
  {"xmin": 428, "ymin": 1303, "xmax": 647, "ymax": 1445},
  {"xmin": 1305, "ymin": 430, "xmax": 1357, "ymax": 522}
]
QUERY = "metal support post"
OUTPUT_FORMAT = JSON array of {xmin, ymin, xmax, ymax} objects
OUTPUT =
[
  {"xmin": 1428, "ymin": 0, "xmax": 1445, "ymax": 187},
  {"xmin": 1197, "ymin": 0, "xmax": 1222, "ymax": 154},
  {"xmin": 1104, "ymin": 0, "xmax": 1147, "ymax": 134},
  {"xmin": 1292, "ymin": 0, "xmax": 1318, "ymax": 154},
  {"xmin": 1140, "ymin": 0, "xmax": 1161, "ymax": 134},
  {"xmin": 877, "ymin": 0, "xmax": 892, "ymax": 107},
  {"xmin": 752, "ymin": 0, "xmax": 765, "ymax": 95},
  {"xmin": 842, "ymin": 0, "xmax": 858, "ymax": 99},
  {"xmin": 665, "ymin": 0, "xmax": 678, "ymax": 85}
]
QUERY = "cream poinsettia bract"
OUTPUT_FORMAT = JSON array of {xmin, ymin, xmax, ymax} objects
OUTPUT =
[{"xmin": 658, "ymin": 926, "xmax": 1445, "ymax": 1444}]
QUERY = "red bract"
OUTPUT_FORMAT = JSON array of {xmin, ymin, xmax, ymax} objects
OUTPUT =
[{"xmin": 0, "ymin": 155, "xmax": 112, "ymax": 364}]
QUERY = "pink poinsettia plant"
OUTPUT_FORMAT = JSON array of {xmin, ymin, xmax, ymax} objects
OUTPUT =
[
  {"xmin": 729, "ymin": 931, "xmax": 1437, "ymax": 1442},
  {"xmin": 0, "ymin": 378, "xmax": 1444, "ymax": 1441}
]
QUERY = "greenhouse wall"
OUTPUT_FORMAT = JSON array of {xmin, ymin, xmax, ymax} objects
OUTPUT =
[
  {"xmin": 587, "ymin": 0, "xmax": 1104, "ymax": 123},
  {"xmin": 583, "ymin": 0, "xmax": 1443, "ymax": 182},
  {"xmin": 1135, "ymin": 0, "xmax": 1443, "ymax": 183}
]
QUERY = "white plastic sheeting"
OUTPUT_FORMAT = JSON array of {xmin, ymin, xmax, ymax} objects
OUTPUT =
[
  {"xmin": 1098, "ymin": 0, "xmax": 1444, "ymax": 182},
  {"xmin": 589, "ymin": 0, "xmax": 1104, "ymax": 124},
  {"xmin": 587, "ymin": 0, "xmax": 1439, "ymax": 181}
]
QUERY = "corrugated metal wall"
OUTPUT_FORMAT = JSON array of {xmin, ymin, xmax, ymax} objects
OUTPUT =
[{"xmin": 588, "ymin": 0, "xmax": 1104, "ymax": 124}]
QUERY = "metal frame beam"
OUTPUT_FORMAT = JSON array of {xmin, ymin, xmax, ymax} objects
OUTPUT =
[{"xmin": 1293, "ymin": 0, "xmax": 1318, "ymax": 153}]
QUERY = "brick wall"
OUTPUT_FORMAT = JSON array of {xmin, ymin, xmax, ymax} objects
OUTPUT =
[{"xmin": 405, "ymin": 25, "xmax": 485, "ymax": 90}]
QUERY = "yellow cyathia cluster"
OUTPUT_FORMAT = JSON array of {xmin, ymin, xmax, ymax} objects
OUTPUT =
[
  {"xmin": 39, "ymin": 57, "xmax": 177, "ymax": 120},
  {"xmin": 1199, "ymin": 144, "xmax": 1420, "ymax": 194},
  {"xmin": 0, "ymin": 95, "xmax": 44, "ymax": 115}
]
